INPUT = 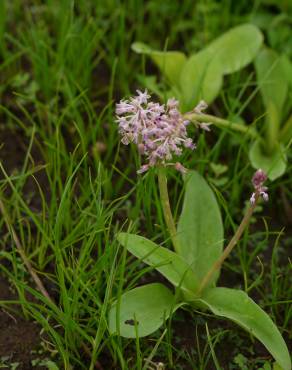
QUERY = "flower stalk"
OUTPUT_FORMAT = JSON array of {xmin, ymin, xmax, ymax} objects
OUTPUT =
[
  {"xmin": 198, "ymin": 169, "xmax": 268, "ymax": 294},
  {"xmin": 157, "ymin": 167, "xmax": 181, "ymax": 254},
  {"xmin": 197, "ymin": 195, "xmax": 259, "ymax": 294},
  {"xmin": 185, "ymin": 112, "xmax": 259, "ymax": 139}
]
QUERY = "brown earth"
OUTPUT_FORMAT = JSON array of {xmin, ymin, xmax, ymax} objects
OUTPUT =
[{"xmin": 0, "ymin": 276, "xmax": 47, "ymax": 369}]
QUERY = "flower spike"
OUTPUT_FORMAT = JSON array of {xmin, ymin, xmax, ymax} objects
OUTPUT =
[
  {"xmin": 250, "ymin": 169, "xmax": 268, "ymax": 204},
  {"xmin": 116, "ymin": 90, "xmax": 205, "ymax": 174}
]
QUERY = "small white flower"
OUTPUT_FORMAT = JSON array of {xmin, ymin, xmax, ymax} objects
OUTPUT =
[
  {"xmin": 250, "ymin": 192, "xmax": 256, "ymax": 205},
  {"xmin": 199, "ymin": 122, "xmax": 212, "ymax": 132},
  {"xmin": 194, "ymin": 100, "xmax": 208, "ymax": 114}
]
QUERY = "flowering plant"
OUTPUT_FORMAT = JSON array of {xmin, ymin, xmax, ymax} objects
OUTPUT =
[
  {"xmin": 109, "ymin": 91, "xmax": 291, "ymax": 370},
  {"xmin": 132, "ymin": 24, "xmax": 292, "ymax": 181}
]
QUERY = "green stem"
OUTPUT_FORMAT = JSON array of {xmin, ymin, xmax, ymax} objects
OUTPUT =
[
  {"xmin": 197, "ymin": 194, "xmax": 259, "ymax": 295},
  {"xmin": 157, "ymin": 167, "xmax": 180, "ymax": 254},
  {"xmin": 185, "ymin": 113, "xmax": 259, "ymax": 139}
]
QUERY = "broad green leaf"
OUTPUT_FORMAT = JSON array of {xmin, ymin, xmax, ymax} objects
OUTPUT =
[
  {"xmin": 197, "ymin": 287, "xmax": 291, "ymax": 370},
  {"xmin": 108, "ymin": 283, "xmax": 176, "ymax": 338},
  {"xmin": 205, "ymin": 23, "xmax": 263, "ymax": 75},
  {"xmin": 180, "ymin": 24, "xmax": 262, "ymax": 109},
  {"xmin": 255, "ymin": 48, "xmax": 289, "ymax": 118},
  {"xmin": 132, "ymin": 42, "xmax": 187, "ymax": 86},
  {"xmin": 180, "ymin": 50, "xmax": 223, "ymax": 109},
  {"xmin": 118, "ymin": 233, "xmax": 199, "ymax": 295},
  {"xmin": 249, "ymin": 139, "xmax": 287, "ymax": 180},
  {"xmin": 177, "ymin": 171, "xmax": 224, "ymax": 285}
]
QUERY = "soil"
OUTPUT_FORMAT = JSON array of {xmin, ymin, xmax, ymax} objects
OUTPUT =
[
  {"xmin": 0, "ymin": 276, "xmax": 46, "ymax": 369},
  {"xmin": 0, "ymin": 127, "xmax": 50, "ymax": 369}
]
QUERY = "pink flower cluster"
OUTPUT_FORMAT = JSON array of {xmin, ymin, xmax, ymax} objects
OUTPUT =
[
  {"xmin": 116, "ymin": 90, "xmax": 197, "ymax": 174},
  {"xmin": 250, "ymin": 169, "xmax": 269, "ymax": 204}
]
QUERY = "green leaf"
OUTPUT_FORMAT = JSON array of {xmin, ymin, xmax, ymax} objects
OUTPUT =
[
  {"xmin": 118, "ymin": 233, "xmax": 199, "ymax": 295},
  {"xmin": 180, "ymin": 51, "xmax": 223, "ymax": 109},
  {"xmin": 255, "ymin": 48, "xmax": 289, "ymax": 118},
  {"xmin": 177, "ymin": 171, "xmax": 224, "ymax": 285},
  {"xmin": 249, "ymin": 139, "xmax": 287, "ymax": 180},
  {"xmin": 197, "ymin": 287, "xmax": 291, "ymax": 370},
  {"xmin": 254, "ymin": 50, "xmax": 291, "ymax": 155},
  {"xmin": 180, "ymin": 24, "xmax": 262, "ymax": 109},
  {"xmin": 132, "ymin": 42, "xmax": 187, "ymax": 86},
  {"xmin": 108, "ymin": 283, "xmax": 176, "ymax": 338},
  {"xmin": 205, "ymin": 23, "xmax": 263, "ymax": 75},
  {"xmin": 210, "ymin": 162, "xmax": 228, "ymax": 176}
]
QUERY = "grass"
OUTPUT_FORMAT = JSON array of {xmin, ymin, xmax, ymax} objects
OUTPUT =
[{"xmin": 0, "ymin": 0, "xmax": 291, "ymax": 369}]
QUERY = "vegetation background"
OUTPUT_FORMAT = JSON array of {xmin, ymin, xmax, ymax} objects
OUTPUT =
[{"xmin": 0, "ymin": 0, "xmax": 291, "ymax": 369}]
